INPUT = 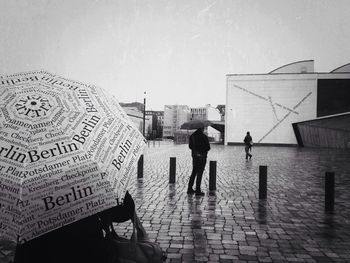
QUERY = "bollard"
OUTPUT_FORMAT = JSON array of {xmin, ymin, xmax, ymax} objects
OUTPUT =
[
  {"xmin": 169, "ymin": 157, "xmax": 176, "ymax": 183},
  {"xmin": 259, "ymin": 165, "xmax": 267, "ymax": 199},
  {"xmin": 137, "ymin": 154, "xmax": 144, "ymax": 178},
  {"xmin": 209, "ymin": 161, "xmax": 217, "ymax": 191},
  {"xmin": 325, "ymin": 172, "xmax": 335, "ymax": 212}
]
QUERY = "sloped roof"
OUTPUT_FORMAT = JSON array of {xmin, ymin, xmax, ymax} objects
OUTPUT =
[
  {"xmin": 331, "ymin": 63, "xmax": 350, "ymax": 73},
  {"xmin": 269, "ymin": 60, "xmax": 314, "ymax": 74}
]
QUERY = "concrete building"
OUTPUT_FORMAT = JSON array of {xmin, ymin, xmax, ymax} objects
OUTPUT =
[
  {"xmin": 157, "ymin": 113, "xmax": 164, "ymax": 138},
  {"xmin": 163, "ymin": 105, "xmax": 190, "ymax": 139},
  {"xmin": 225, "ymin": 60, "xmax": 350, "ymax": 148},
  {"xmin": 145, "ymin": 110, "xmax": 164, "ymax": 139},
  {"xmin": 121, "ymin": 107, "xmax": 144, "ymax": 133},
  {"xmin": 120, "ymin": 102, "xmax": 150, "ymax": 136}
]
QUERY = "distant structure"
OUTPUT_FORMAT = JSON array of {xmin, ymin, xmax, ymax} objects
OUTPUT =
[
  {"xmin": 163, "ymin": 105, "xmax": 190, "ymax": 139},
  {"xmin": 225, "ymin": 60, "xmax": 350, "ymax": 149},
  {"xmin": 216, "ymin": 104, "xmax": 225, "ymax": 121},
  {"xmin": 120, "ymin": 102, "xmax": 225, "ymax": 141},
  {"xmin": 120, "ymin": 102, "xmax": 151, "ymax": 136},
  {"xmin": 145, "ymin": 110, "xmax": 164, "ymax": 139},
  {"xmin": 191, "ymin": 104, "xmax": 222, "ymax": 141},
  {"xmin": 162, "ymin": 104, "xmax": 223, "ymax": 143}
]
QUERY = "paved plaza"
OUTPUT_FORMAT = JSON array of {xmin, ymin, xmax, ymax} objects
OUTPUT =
[{"xmin": 1, "ymin": 142, "xmax": 350, "ymax": 262}]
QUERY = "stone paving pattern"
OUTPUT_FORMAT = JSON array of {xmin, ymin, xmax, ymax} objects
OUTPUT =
[{"xmin": 1, "ymin": 142, "xmax": 350, "ymax": 262}]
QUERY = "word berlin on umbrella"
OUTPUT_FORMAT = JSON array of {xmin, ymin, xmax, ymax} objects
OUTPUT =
[
  {"xmin": 0, "ymin": 73, "xmax": 80, "ymax": 91},
  {"xmin": 0, "ymin": 70, "xmax": 146, "ymax": 243},
  {"xmin": 0, "ymin": 141, "xmax": 79, "ymax": 164}
]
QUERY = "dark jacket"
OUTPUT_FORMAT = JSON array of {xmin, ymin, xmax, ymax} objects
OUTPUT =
[
  {"xmin": 14, "ymin": 192, "xmax": 135, "ymax": 263},
  {"xmin": 14, "ymin": 215, "xmax": 106, "ymax": 263},
  {"xmin": 244, "ymin": 135, "xmax": 252, "ymax": 146},
  {"xmin": 189, "ymin": 129, "xmax": 210, "ymax": 158}
]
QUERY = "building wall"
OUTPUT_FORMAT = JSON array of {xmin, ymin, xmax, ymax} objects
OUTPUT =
[
  {"xmin": 207, "ymin": 106, "xmax": 222, "ymax": 141},
  {"xmin": 295, "ymin": 115, "xmax": 350, "ymax": 149},
  {"xmin": 122, "ymin": 108, "xmax": 144, "ymax": 133},
  {"xmin": 157, "ymin": 114, "xmax": 164, "ymax": 138},
  {"xmin": 225, "ymin": 74, "xmax": 318, "ymax": 145},
  {"xmin": 122, "ymin": 106, "xmax": 151, "ymax": 137},
  {"xmin": 317, "ymin": 74, "xmax": 350, "ymax": 117},
  {"xmin": 145, "ymin": 110, "xmax": 164, "ymax": 139},
  {"xmin": 191, "ymin": 107, "xmax": 207, "ymax": 121},
  {"xmin": 163, "ymin": 105, "xmax": 190, "ymax": 138}
]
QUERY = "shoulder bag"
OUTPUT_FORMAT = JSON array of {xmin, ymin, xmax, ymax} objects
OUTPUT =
[{"xmin": 102, "ymin": 211, "xmax": 166, "ymax": 263}]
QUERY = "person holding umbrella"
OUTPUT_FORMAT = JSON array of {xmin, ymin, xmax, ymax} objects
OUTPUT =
[
  {"xmin": 0, "ymin": 71, "xmax": 146, "ymax": 263},
  {"xmin": 14, "ymin": 191, "xmax": 136, "ymax": 263},
  {"xmin": 187, "ymin": 126, "xmax": 211, "ymax": 196}
]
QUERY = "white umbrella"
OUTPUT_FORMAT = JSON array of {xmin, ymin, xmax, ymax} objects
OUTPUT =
[{"xmin": 0, "ymin": 70, "xmax": 146, "ymax": 244}]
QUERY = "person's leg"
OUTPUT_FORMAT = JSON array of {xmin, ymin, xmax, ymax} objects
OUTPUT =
[
  {"xmin": 245, "ymin": 146, "xmax": 249, "ymax": 159},
  {"xmin": 195, "ymin": 158, "xmax": 207, "ymax": 195},
  {"xmin": 188, "ymin": 157, "xmax": 198, "ymax": 193}
]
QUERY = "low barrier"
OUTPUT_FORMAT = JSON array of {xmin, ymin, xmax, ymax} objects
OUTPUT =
[
  {"xmin": 137, "ymin": 156, "xmax": 336, "ymax": 213},
  {"xmin": 325, "ymin": 171, "xmax": 335, "ymax": 212},
  {"xmin": 259, "ymin": 165, "xmax": 267, "ymax": 199},
  {"xmin": 169, "ymin": 157, "xmax": 176, "ymax": 183}
]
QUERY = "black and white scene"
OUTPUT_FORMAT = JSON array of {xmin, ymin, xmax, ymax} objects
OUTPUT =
[{"xmin": 1, "ymin": 1, "xmax": 350, "ymax": 263}]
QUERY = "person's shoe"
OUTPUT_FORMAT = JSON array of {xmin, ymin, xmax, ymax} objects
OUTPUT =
[
  {"xmin": 249, "ymin": 154, "xmax": 252, "ymax": 160},
  {"xmin": 187, "ymin": 188, "xmax": 195, "ymax": 194},
  {"xmin": 195, "ymin": 191, "xmax": 205, "ymax": 196}
]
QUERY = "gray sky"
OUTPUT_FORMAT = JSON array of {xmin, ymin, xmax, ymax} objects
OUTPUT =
[{"xmin": 1, "ymin": 0, "xmax": 350, "ymax": 110}]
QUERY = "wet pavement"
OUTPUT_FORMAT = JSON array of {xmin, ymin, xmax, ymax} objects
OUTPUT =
[{"xmin": 1, "ymin": 143, "xmax": 350, "ymax": 262}]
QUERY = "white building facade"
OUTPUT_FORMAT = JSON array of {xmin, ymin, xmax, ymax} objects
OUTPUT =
[{"xmin": 225, "ymin": 60, "xmax": 350, "ymax": 145}]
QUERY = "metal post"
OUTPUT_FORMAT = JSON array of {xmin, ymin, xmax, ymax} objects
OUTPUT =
[
  {"xmin": 143, "ymin": 92, "xmax": 146, "ymax": 137},
  {"xmin": 169, "ymin": 157, "xmax": 176, "ymax": 183},
  {"xmin": 137, "ymin": 154, "xmax": 144, "ymax": 178},
  {"xmin": 259, "ymin": 165, "xmax": 267, "ymax": 199},
  {"xmin": 325, "ymin": 172, "xmax": 335, "ymax": 212},
  {"xmin": 209, "ymin": 161, "xmax": 217, "ymax": 191}
]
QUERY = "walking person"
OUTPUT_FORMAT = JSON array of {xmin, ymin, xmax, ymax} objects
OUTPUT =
[
  {"xmin": 244, "ymin": 131, "xmax": 253, "ymax": 160},
  {"xmin": 187, "ymin": 127, "xmax": 210, "ymax": 196}
]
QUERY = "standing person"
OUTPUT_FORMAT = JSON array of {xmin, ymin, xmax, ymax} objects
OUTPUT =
[
  {"xmin": 187, "ymin": 127, "xmax": 210, "ymax": 196},
  {"xmin": 244, "ymin": 131, "xmax": 253, "ymax": 160}
]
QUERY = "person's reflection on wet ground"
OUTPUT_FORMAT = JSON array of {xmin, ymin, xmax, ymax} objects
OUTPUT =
[
  {"xmin": 168, "ymin": 184, "xmax": 176, "ymax": 201},
  {"xmin": 257, "ymin": 200, "xmax": 267, "ymax": 224},
  {"xmin": 187, "ymin": 195, "xmax": 208, "ymax": 262},
  {"xmin": 136, "ymin": 178, "xmax": 144, "ymax": 200},
  {"xmin": 320, "ymin": 214, "xmax": 337, "ymax": 239}
]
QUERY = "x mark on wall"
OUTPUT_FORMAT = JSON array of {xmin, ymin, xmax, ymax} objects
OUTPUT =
[{"xmin": 232, "ymin": 84, "xmax": 312, "ymax": 143}]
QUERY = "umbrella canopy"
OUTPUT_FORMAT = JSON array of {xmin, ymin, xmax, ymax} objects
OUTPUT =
[
  {"xmin": 180, "ymin": 119, "xmax": 213, "ymax": 130},
  {"xmin": 0, "ymin": 70, "xmax": 146, "ymax": 244}
]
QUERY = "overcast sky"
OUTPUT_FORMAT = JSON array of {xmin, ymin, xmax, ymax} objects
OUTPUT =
[{"xmin": 1, "ymin": 0, "xmax": 350, "ymax": 110}]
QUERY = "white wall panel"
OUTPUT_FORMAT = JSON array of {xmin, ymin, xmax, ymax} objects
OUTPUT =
[{"xmin": 225, "ymin": 75, "xmax": 317, "ymax": 145}]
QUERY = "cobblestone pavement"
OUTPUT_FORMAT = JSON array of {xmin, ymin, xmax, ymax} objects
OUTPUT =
[{"xmin": 1, "ymin": 143, "xmax": 350, "ymax": 263}]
